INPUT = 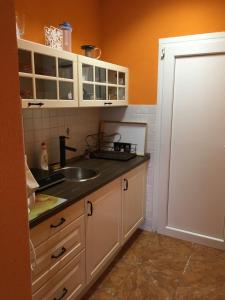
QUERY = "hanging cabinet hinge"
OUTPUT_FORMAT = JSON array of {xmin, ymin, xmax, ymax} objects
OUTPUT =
[{"xmin": 161, "ymin": 48, "xmax": 165, "ymax": 60}]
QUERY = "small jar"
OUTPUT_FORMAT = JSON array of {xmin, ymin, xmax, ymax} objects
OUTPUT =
[{"xmin": 59, "ymin": 22, "xmax": 72, "ymax": 52}]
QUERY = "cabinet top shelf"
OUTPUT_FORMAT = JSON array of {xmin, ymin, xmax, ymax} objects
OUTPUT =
[{"xmin": 17, "ymin": 39, "xmax": 129, "ymax": 70}]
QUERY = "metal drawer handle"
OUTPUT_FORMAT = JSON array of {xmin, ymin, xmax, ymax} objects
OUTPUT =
[
  {"xmin": 87, "ymin": 201, "xmax": 93, "ymax": 216},
  {"xmin": 28, "ymin": 102, "xmax": 44, "ymax": 107},
  {"xmin": 51, "ymin": 247, "xmax": 66, "ymax": 259},
  {"xmin": 124, "ymin": 178, "xmax": 128, "ymax": 191},
  {"xmin": 50, "ymin": 217, "xmax": 66, "ymax": 228},
  {"xmin": 104, "ymin": 102, "xmax": 112, "ymax": 105},
  {"xmin": 53, "ymin": 288, "xmax": 68, "ymax": 300}
]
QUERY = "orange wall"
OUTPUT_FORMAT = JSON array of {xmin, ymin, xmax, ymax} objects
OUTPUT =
[
  {"xmin": 15, "ymin": 0, "xmax": 101, "ymax": 54},
  {"xmin": 100, "ymin": 0, "xmax": 225, "ymax": 104},
  {"xmin": 0, "ymin": 0, "xmax": 32, "ymax": 298}
]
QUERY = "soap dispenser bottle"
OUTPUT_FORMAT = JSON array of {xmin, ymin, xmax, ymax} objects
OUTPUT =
[{"xmin": 40, "ymin": 142, "xmax": 49, "ymax": 170}]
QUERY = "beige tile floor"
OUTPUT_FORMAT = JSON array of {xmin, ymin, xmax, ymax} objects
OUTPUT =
[{"xmin": 82, "ymin": 229, "xmax": 225, "ymax": 300}]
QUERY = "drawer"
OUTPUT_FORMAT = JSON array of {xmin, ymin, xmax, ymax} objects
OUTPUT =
[
  {"xmin": 32, "ymin": 249, "xmax": 85, "ymax": 300},
  {"xmin": 32, "ymin": 215, "xmax": 85, "ymax": 293},
  {"xmin": 30, "ymin": 199, "xmax": 85, "ymax": 247}
]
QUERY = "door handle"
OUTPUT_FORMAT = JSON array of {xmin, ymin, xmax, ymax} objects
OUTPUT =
[
  {"xmin": 50, "ymin": 217, "xmax": 66, "ymax": 228},
  {"xmin": 123, "ymin": 178, "xmax": 128, "ymax": 191},
  {"xmin": 53, "ymin": 288, "xmax": 68, "ymax": 300},
  {"xmin": 28, "ymin": 102, "xmax": 44, "ymax": 107},
  {"xmin": 51, "ymin": 247, "xmax": 66, "ymax": 259},
  {"xmin": 87, "ymin": 201, "xmax": 93, "ymax": 216}
]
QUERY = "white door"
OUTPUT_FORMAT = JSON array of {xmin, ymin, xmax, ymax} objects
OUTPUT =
[{"xmin": 156, "ymin": 33, "xmax": 225, "ymax": 249}]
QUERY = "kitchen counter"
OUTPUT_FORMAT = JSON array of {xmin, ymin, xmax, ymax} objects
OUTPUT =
[{"xmin": 29, "ymin": 154, "xmax": 150, "ymax": 228}]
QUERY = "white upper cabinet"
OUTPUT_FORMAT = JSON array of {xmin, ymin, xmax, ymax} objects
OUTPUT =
[
  {"xmin": 18, "ymin": 39, "xmax": 129, "ymax": 108},
  {"xmin": 78, "ymin": 55, "xmax": 128, "ymax": 107},
  {"xmin": 18, "ymin": 39, "xmax": 78, "ymax": 108}
]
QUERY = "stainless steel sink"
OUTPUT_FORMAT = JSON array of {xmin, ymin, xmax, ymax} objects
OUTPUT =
[{"xmin": 56, "ymin": 167, "xmax": 100, "ymax": 182}]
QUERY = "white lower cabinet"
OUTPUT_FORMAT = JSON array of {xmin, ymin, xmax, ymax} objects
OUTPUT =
[
  {"xmin": 32, "ymin": 250, "xmax": 85, "ymax": 300},
  {"xmin": 122, "ymin": 163, "xmax": 147, "ymax": 243},
  {"xmin": 85, "ymin": 163, "xmax": 147, "ymax": 286},
  {"xmin": 85, "ymin": 178, "xmax": 122, "ymax": 283},
  {"xmin": 30, "ymin": 200, "xmax": 86, "ymax": 300},
  {"xmin": 30, "ymin": 162, "xmax": 147, "ymax": 299},
  {"xmin": 32, "ymin": 215, "xmax": 85, "ymax": 293}
]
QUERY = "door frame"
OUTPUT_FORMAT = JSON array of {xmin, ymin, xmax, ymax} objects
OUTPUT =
[{"xmin": 153, "ymin": 31, "xmax": 225, "ymax": 249}]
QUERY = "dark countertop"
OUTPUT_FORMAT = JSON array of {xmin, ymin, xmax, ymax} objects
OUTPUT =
[{"xmin": 29, "ymin": 154, "xmax": 150, "ymax": 228}]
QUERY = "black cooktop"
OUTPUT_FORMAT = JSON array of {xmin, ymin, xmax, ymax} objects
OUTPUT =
[{"xmin": 31, "ymin": 168, "xmax": 65, "ymax": 191}]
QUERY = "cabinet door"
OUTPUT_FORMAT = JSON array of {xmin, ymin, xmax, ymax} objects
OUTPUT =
[
  {"xmin": 86, "ymin": 179, "xmax": 122, "ymax": 283},
  {"xmin": 78, "ymin": 55, "xmax": 128, "ymax": 107},
  {"xmin": 17, "ymin": 39, "xmax": 78, "ymax": 108},
  {"xmin": 122, "ymin": 163, "xmax": 147, "ymax": 243}
]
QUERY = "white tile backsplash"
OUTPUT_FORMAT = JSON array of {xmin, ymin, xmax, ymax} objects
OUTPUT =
[
  {"xmin": 23, "ymin": 104, "xmax": 158, "ymax": 232},
  {"xmin": 23, "ymin": 108, "xmax": 101, "ymax": 167},
  {"xmin": 101, "ymin": 104, "xmax": 158, "ymax": 231}
]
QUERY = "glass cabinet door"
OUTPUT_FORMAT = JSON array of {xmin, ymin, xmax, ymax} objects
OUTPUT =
[
  {"xmin": 118, "ymin": 87, "xmax": 125, "ymax": 100},
  {"xmin": 96, "ymin": 85, "xmax": 106, "ymax": 100},
  {"xmin": 83, "ymin": 83, "xmax": 94, "ymax": 100},
  {"xmin": 36, "ymin": 79, "xmax": 57, "ymax": 99},
  {"xmin": 19, "ymin": 77, "xmax": 33, "ymax": 99},
  {"xmin": 119, "ymin": 72, "xmax": 126, "ymax": 85},
  {"xmin": 82, "ymin": 64, "xmax": 93, "ymax": 81},
  {"xmin": 95, "ymin": 67, "xmax": 106, "ymax": 83},
  {"xmin": 58, "ymin": 58, "xmax": 73, "ymax": 79},
  {"xmin": 18, "ymin": 49, "xmax": 32, "ymax": 73},
  {"xmin": 34, "ymin": 53, "xmax": 56, "ymax": 77},
  {"xmin": 18, "ymin": 39, "xmax": 80, "ymax": 107},
  {"xmin": 108, "ymin": 86, "xmax": 117, "ymax": 100},
  {"xmin": 108, "ymin": 70, "xmax": 117, "ymax": 84},
  {"xmin": 59, "ymin": 81, "xmax": 74, "ymax": 100}
]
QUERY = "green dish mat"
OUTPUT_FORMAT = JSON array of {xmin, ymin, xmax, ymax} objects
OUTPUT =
[{"xmin": 29, "ymin": 194, "xmax": 67, "ymax": 221}]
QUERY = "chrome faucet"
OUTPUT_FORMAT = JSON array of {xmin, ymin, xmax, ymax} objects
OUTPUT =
[{"xmin": 59, "ymin": 136, "xmax": 77, "ymax": 168}]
